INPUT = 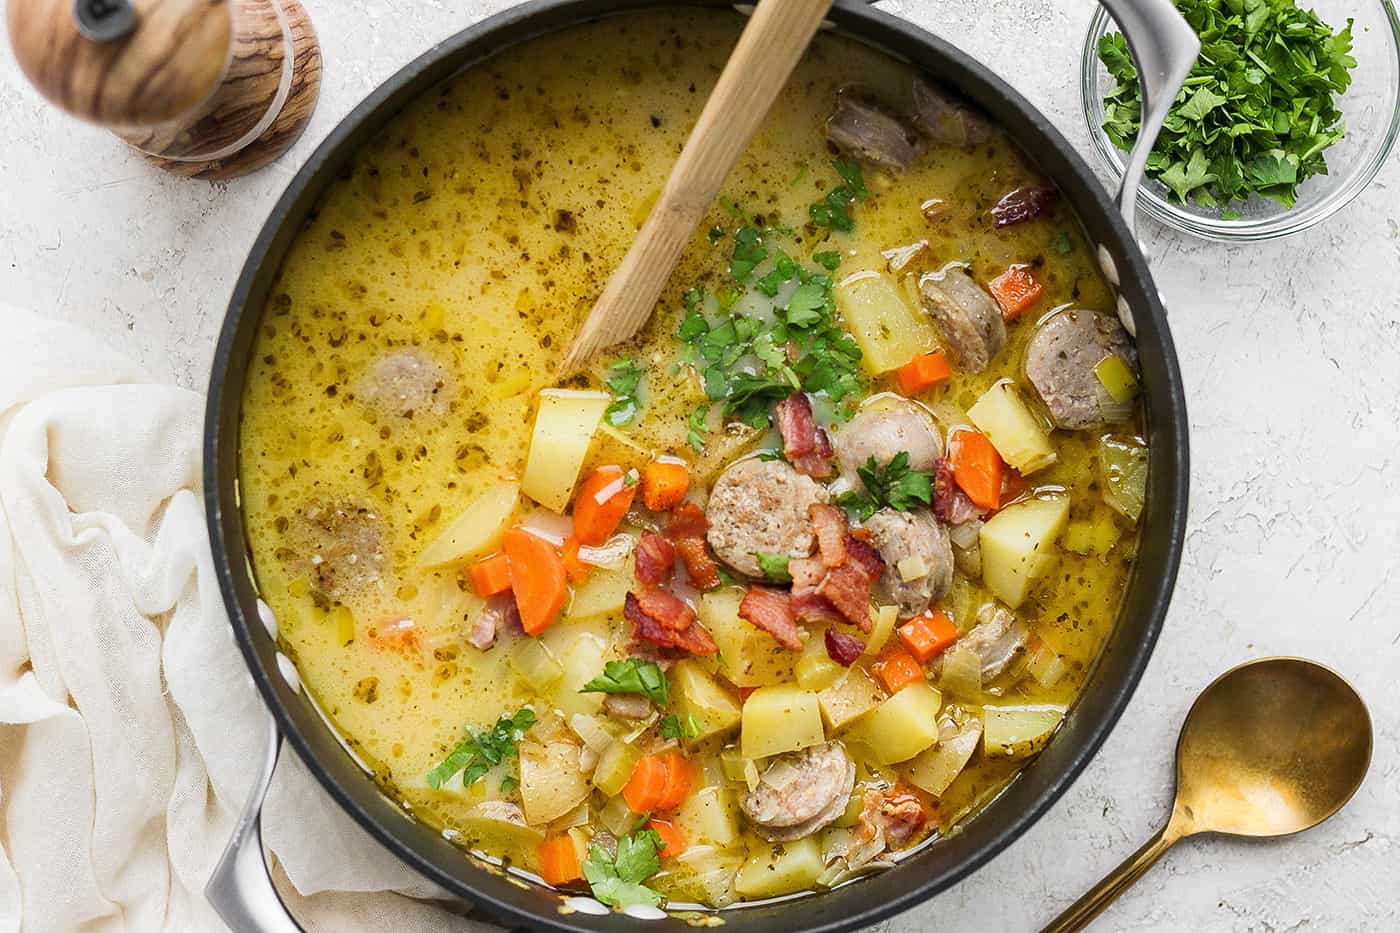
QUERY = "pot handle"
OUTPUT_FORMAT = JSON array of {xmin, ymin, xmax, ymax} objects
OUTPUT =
[
  {"xmin": 1096, "ymin": 0, "xmax": 1199, "ymax": 234},
  {"xmin": 206, "ymin": 719, "xmax": 307, "ymax": 933}
]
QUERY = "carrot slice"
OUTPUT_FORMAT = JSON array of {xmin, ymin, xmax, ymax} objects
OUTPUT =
[
  {"xmin": 897, "ymin": 609, "xmax": 959, "ymax": 663},
  {"xmin": 987, "ymin": 266, "xmax": 1044, "ymax": 320},
  {"xmin": 537, "ymin": 835, "xmax": 582, "ymax": 886},
  {"xmin": 646, "ymin": 818, "xmax": 688, "ymax": 858},
  {"xmin": 641, "ymin": 460, "xmax": 690, "ymax": 511},
  {"xmin": 560, "ymin": 535, "xmax": 591, "ymax": 584},
  {"xmin": 468, "ymin": 553, "xmax": 512, "ymax": 597},
  {"xmin": 655, "ymin": 752, "xmax": 694, "ymax": 812},
  {"xmin": 894, "ymin": 351, "xmax": 952, "ymax": 395},
  {"xmin": 572, "ymin": 465, "xmax": 638, "ymax": 546},
  {"xmin": 502, "ymin": 528, "xmax": 567, "ymax": 635},
  {"xmin": 950, "ymin": 430, "xmax": 1004, "ymax": 511},
  {"xmin": 622, "ymin": 754, "xmax": 671, "ymax": 813},
  {"xmin": 873, "ymin": 645, "xmax": 925, "ymax": 694}
]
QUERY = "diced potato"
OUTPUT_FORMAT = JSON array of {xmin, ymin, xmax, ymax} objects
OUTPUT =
[
  {"xmin": 521, "ymin": 389, "xmax": 610, "ymax": 511},
  {"xmin": 906, "ymin": 719, "xmax": 983, "ymax": 796},
  {"xmin": 700, "ymin": 589, "xmax": 797, "ymax": 687},
  {"xmin": 415, "ymin": 481, "xmax": 519, "ymax": 567},
  {"xmin": 846, "ymin": 681, "xmax": 943, "ymax": 764},
  {"xmin": 676, "ymin": 784, "xmax": 741, "ymax": 848},
  {"xmin": 591, "ymin": 740, "xmax": 641, "ymax": 797},
  {"xmin": 967, "ymin": 381, "xmax": 1057, "ymax": 474},
  {"xmin": 509, "ymin": 637, "xmax": 563, "ymax": 689},
  {"xmin": 519, "ymin": 741, "xmax": 590, "ymax": 825},
  {"xmin": 673, "ymin": 660, "xmax": 742, "ymax": 741},
  {"xmin": 734, "ymin": 836, "xmax": 824, "ymax": 898},
  {"xmin": 817, "ymin": 666, "xmax": 883, "ymax": 732},
  {"xmin": 835, "ymin": 270, "xmax": 937, "ymax": 374},
  {"xmin": 979, "ymin": 493, "xmax": 1071, "ymax": 608},
  {"xmin": 542, "ymin": 630, "xmax": 607, "ymax": 716},
  {"xmin": 740, "ymin": 686, "xmax": 824, "ymax": 760},
  {"xmin": 565, "ymin": 558, "xmax": 633, "ymax": 622},
  {"xmin": 691, "ymin": 421, "xmax": 764, "ymax": 485},
  {"xmin": 983, "ymin": 703, "xmax": 1067, "ymax": 758},
  {"xmin": 794, "ymin": 634, "xmax": 843, "ymax": 691},
  {"xmin": 863, "ymin": 604, "xmax": 899, "ymax": 655}
]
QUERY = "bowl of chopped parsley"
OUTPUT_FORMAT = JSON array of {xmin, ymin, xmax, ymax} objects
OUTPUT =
[{"xmin": 1081, "ymin": 0, "xmax": 1400, "ymax": 240}]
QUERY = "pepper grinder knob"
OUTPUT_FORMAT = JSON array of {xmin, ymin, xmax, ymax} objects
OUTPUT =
[{"xmin": 7, "ymin": 0, "xmax": 322, "ymax": 179}]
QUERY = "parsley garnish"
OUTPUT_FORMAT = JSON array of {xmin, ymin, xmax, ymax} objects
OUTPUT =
[
  {"xmin": 839, "ymin": 452, "xmax": 934, "ymax": 517},
  {"xmin": 1098, "ymin": 0, "xmax": 1356, "ymax": 209},
  {"xmin": 426, "ymin": 708, "xmax": 536, "ymax": 790},
  {"xmin": 754, "ymin": 552, "xmax": 793, "ymax": 583},
  {"xmin": 659, "ymin": 714, "xmax": 701, "ymax": 739},
  {"xmin": 604, "ymin": 358, "xmax": 643, "ymax": 426},
  {"xmin": 1052, "ymin": 231, "xmax": 1074, "ymax": 256},
  {"xmin": 809, "ymin": 158, "xmax": 869, "ymax": 232},
  {"xmin": 688, "ymin": 405, "xmax": 709, "ymax": 452},
  {"xmin": 729, "ymin": 226, "xmax": 768, "ymax": 281},
  {"xmin": 583, "ymin": 830, "xmax": 665, "ymax": 909},
  {"xmin": 812, "ymin": 250, "xmax": 842, "ymax": 271},
  {"xmin": 581, "ymin": 659, "xmax": 670, "ymax": 707}
]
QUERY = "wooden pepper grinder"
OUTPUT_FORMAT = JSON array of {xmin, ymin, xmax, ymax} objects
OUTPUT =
[{"xmin": 7, "ymin": 0, "xmax": 321, "ymax": 179}]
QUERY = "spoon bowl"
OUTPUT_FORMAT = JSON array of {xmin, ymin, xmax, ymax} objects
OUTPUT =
[{"xmin": 1045, "ymin": 657, "xmax": 1373, "ymax": 932}]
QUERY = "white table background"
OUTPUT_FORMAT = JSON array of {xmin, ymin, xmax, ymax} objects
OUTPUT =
[{"xmin": 2, "ymin": 0, "xmax": 1396, "ymax": 930}]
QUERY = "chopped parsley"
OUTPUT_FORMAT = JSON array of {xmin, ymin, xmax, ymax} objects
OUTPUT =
[
  {"xmin": 581, "ymin": 659, "xmax": 670, "ymax": 707},
  {"xmin": 687, "ymin": 404, "xmax": 709, "ymax": 452},
  {"xmin": 809, "ymin": 158, "xmax": 869, "ymax": 232},
  {"xmin": 426, "ymin": 708, "xmax": 536, "ymax": 790},
  {"xmin": 729, "ymin": 226, "xmax": 768, "ymax": 281},
  {"xmin": 659, "ymin": 714, "xmax": 702, "ymax": 740},
  {"xmin": 583, "ymin": 830, "xmax": 665, "ymax": 909},
  {"xmin": 1098, "ymin": 0, "xmax": 1356, "ymax": 210},
  {"xmin": 754, "ymin": 552, "xmax": 793, "ymax": 583},
  {"xmin": 812, "ymin": 250, "xmax": 842, "ymax": 271},
  {"xmin": 1052, "ymin": 231, "xmax": 1074, "ymax": 256},
  {"xmin": 837, "ymin": 452, "xmax": 934, "ymax": 518},
  {"xmin": 604, "ymin": 358, "xmax": 643, "ymax": 426}
]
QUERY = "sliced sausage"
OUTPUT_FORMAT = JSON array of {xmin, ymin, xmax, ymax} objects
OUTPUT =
[
  {"xmin": 741, "ymin": 742, "xmax": 856, "ymax": 842},
  {"xmin": 833, "ymin": 399, "xmax": 943, "ymax": 479},
  {"xmin": 1024, "ymin": 309, "xmax": 1137, "ymax": 430},
  {"xmin": 910, "ymin": 79, "xmax": 992, "ymax": 148},
  {"xmin": 602, "ymin": 693, "xmax": 654, "ymax": 721},
  {"xmin": 826, "ymin": 92, "xmax": 918, "ymax": 173},
  {"xmin": 946, "ymin": 604, "xmax": 1028, "ymax": 681},
  {"xmin": 358, "ymin": 348, "xmax": 452, "ymax": 420},
  {"xmin": 919, "ymin": 270, "xmax": 1006, "ymax": 374},
  {"xmin": 291, "ymin": 500, "xmax": 387, "ymax": 598},
  {"xmin": 863, "ymin": 508, "xmax": 953, "ymax": 619},
  {"xmin": 706, "ymin": 459, "xmax": 830, "ymax": 578}
]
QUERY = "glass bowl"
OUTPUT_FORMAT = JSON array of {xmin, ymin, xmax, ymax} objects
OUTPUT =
[{"xmin": 1081, "ymin": 0, "xmax": 1400, "ymax": 241}]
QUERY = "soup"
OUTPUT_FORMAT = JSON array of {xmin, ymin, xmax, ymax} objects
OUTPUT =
[{"xmin": 239, "ymin": 10, "xmax": 1146, "ymax": 911}]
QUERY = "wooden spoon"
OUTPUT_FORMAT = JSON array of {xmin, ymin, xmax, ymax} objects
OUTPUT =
[{"xmin": 558, "ymin": 0, "xmax": 835, "ymax": 376}]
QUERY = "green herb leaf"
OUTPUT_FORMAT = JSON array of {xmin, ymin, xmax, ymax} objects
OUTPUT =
[
  {"xmin": 835, "ymin": 489, "xmax": 878, "ymax": 522},
  {"xmin": 856, "ymin": 452, "xmax": 934, "ymax": 513},
  {"xmin": 754, "ymin": 552, "xmax": 793, "ymax": 583},
  {"xmin": 583, "ymin": 831, "xmax": 665, "ymax": 909},
  {"xmin": 581, "ymin": 659, "xmax": 670, "ymax": 707},
  {"xmin": 729, "ymin": 226, "xmax": 768, "ymax": 282},
  {"xmin": 688, "ymin": 405, "xmax": 709, "ymax": 453},
  {"xmin": 659, "ymin": 714, "xmax": 701, "ymax": 739},
  {"xmin": 604, "ymin": 358, "xmax": 644, "ymax": 426},
  {"xmin": 812, "ymin": 250, "xmax": 842, "ymax": 270},
  {"xmin": 426, "ymin": 708, "xmax": 537, "ymax": 790}
]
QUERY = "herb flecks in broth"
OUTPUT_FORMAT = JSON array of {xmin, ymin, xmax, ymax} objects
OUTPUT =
[{"xmin": 238, "ymin": 10, "xmax": 1141, "ymax": 913}]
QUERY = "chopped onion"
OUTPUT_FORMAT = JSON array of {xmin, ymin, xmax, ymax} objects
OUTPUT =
[
  {"xmin": 938, "ymin": 644, "xmax": 983, "ymax": 700},
  {"xmin": 946, "ymin": 520, "xmax": 981, "ymax": 551},
  {"xmin": 518, "ymin": 509, "xmax": 573, "ymax": 546},
  {"xmin": 881, "ymin": 239, "xmax": 929, "ymax": 273},
  {"xmin": 896, "ymin": 555, "xmax": 929, "ymax": 582},
  {"xmin": 578, "ymin": 533, "xmax": 635, "ymax": 570},
  {"xmin": 568, "ymin": 713, "xmax": 616, "ymax": 754},
  {"xmin": 845, "ymin": 826, "xmax": 887, "ymax": 870}
]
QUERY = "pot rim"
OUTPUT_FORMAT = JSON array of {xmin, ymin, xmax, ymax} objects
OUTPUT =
[{"xmin": 205, "ymin": 2, "xmax": 1189, "ymax": 930}]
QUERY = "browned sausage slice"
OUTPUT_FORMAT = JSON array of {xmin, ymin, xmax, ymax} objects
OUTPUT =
[
  {"xmin": 1024, "ymin": 309, "xmax": 1137, "ymax": 430},
  {"xmin": 864, "ymin": 508, "xmax": 953, "ymax": 619},
  {"xmin": 741, "ymin": 742, "xmax": 856, "ymax": 842},
  {"xmin": 706, "ymin": 459, "xmax": 829, "ymax": 578},
  {"xmin": 825, "ymin": 93, "xmax": 918, "ymax": 173},
  {"xmin": 919, "ymin": 270, "xmax": 1006, "ymax": 374}
]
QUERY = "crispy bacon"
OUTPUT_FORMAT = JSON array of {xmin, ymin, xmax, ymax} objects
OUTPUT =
[
  {"xmin": 738, "ymin": 585, "xmax": 802, "ymax": 650},
  {"xmin": 776, "ymin": 393, "xmax": 835, "ymax": 479},
  {"xmin": 825, "ymin": 628, "xmax": 865, "ymax": 666},
  {"xmin": 626, "ymin": 591, "xmax": 719, "ymax": 656},
  {"xmin": 817, "ymin": 563, "xmax": 877, "ymax": 631},
  {"xmin": 856, "ymin": 787, "xmax": 927, "ymax": 849},
  {"xmin": 634, "ymin": 531, "xmax": 676, "ymax": 585},
  {"xmin": 991, "ymin": 185, "xmax": 1058, "ymax": 229},
  {"xmin": 791, "ymin": 588, "xmax": 844, "ymax": 625},
  {"xmin": 632, "ymin": 586, "xmax": 695, "ymax": 631},
  {"xmin": 664, "ymin": 501, "xmax": 708, "ymax": 540},
  {"xmin": 789, "ymin": 556, "xmax": 827, "ymax": 589},
  {"xmin": 664, "ymin": 502, "xmax": 720, "ymax": 590},
  {"xmin": 810, "ymin": 504, "xmax": 848, "ymax": 566},
  {"xmin": 845, "ymin": 535, "xmax": 886, "ymax": 581},
  {"xmin": 933, "ymin": 457, "xmax": 986, "ymax": 525}
]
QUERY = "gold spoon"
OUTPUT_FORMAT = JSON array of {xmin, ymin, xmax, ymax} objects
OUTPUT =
[{"xmin": 1044, "ymin": 657, "xmax": 1373, "ymax": 932}]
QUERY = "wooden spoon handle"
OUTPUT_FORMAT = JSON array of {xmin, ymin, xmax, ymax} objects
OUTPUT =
[{"xmin": 559, "ymin": 0, "xmax": 835, "ymax": 374}]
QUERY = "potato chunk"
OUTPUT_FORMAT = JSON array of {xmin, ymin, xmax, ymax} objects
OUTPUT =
[
  {"xmin": 734, "ymin": 836, "xmax": 823, "ymax": 898},
  {"xmin": 673, "ymin": 660, "xmax": 742, "ymax": 741},
  {"xmin": 845, "ymin": 681, "xmax": 943, "ymax": 764},
  {"xmin": 836, "ymin": 270, "xmax": 937, "ymax": 374},
  {"xmin": 967, "ymin": 380, "xmax": 1056, "ymax": 474},
  {"xmin": 700, "ymin": 589, "xmax": 797, "ymax": 687},
  {"xmin": 415, "ymin": 481, "xmax": 520, "ymax": 567},
  {"xmin": 521, "ymin": 389, "xmax": 610, "ymax": 511},
  {"xmin": 817, "ymin": 666, "xmax": 883, "ymax": 732},
  {"xmin": 519, "ymin": 741, "xmax": 589, "ymax": 825},
  {"xmin": 979, "ymin": 493, "xmax": 1070, "ymax": 608},
  {"xmin": 740, "ymin": 686, "xmax": 824, "ymax": 760}
]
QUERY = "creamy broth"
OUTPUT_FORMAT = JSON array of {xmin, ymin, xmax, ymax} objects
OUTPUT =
[{"xmin": 239, "ymin": 10, "xmax": 1140, "ymax": 909}]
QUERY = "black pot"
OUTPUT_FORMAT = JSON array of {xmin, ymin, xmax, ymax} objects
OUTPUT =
[{"xmin": 203, "ymin": 1, "xmax": 1191, "ymax": 930}]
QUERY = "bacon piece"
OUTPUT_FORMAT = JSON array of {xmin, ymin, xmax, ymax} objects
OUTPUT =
[
  {"xmin": 738, "ymin": 585, "xmax": 802, "ymax": 651},
  {"xmin": 633, "ymin": 586, "xmax": 695, "ymax": 631},
  {"xmin": 817, "ymin": 563, "xmax": 876, "ymax": 631},
  {"xmin": 468, "ymin": 596, "xmax": 524, "ymax": 650},
  {"xmin": 844, "ymin": 535, "xmax": 886, "ymax": 581},
  {"xmin": 664, "ymin": 501, "xmax": 708, "ymax": 540},
  {"xmin": 776, "ymin": 393, "xmax": 835, "ymax": 479},
  {"xmin": 626, "ymin": 591, "xmax": 719, "ymax": 656},
  {"xmin": 791, "ymin": 589, "xmax": 844, "ymax": 625},
  {"xmin": 825, "ymin": 628, "xmax": 865, "ymax": 666},
  {"xmin": 810, "ymin": 504, "xmax": 848, "ymax": 566},
  {"xmin": 634, "ymin": 531, "xmax": 676, "ymax": 586},
  {"xmin": 855, "ymin": 787, "xmax": 927, "ymax": 849},
  {"xmin": 788, "ymin": 556, "xmax": 827, "ymax": 589},
  {"xmin": 933, "ymin": 457, "xmax": 986, "ymax": 525},
  {"xmin": 664, "ymin": 502, "xmax": 720, "ymax": 590}
]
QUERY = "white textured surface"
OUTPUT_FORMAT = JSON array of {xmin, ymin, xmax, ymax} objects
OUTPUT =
[{"xmin": 2, "ymin": 0, "xmax": 1397, "ymax": 930}]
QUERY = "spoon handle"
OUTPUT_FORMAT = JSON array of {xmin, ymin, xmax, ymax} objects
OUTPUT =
[
  {"xmin": 1040, "ymin": 822, "xmax": 1181, "ymax": 933},
  {"xmin": 559, "ymin": 0, "xmax": 835, "ymax": 374}
]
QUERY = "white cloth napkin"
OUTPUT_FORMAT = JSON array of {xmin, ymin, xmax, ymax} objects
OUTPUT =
[{"xmin": 0, "ymin": 303, "xmax": 493, "ymax": 933}]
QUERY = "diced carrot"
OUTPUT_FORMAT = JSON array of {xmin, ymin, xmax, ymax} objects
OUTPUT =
[
  {"xmin": 560, "ymin": 535, "xmax": 590, "ymax": 584},
  {"xmin": 873, "ymin": 645, "xmax": 925, "ymax": 694},
  {"xmin": 468, "ymin": 553, "xmax": 512, "ymax": 597},
  {"xmin": 894, "ymin": 351, "xmax": 952, "ymax": 395},
  {"xmin": 951, "ymin": 430, "xmax": 1004, "ymax": 510},
  {"xmin": 572, "ymin": 465, "xmax": 638, "ymax": 546},
  {"xmin": 502, "ymin": 528, "xmax": 568, "ymax": 635},
  {"xmin": 536, "ymin": 835, "xmax": 582, "ymax": 886},
  {"xmin": 641, "ymin": 459, "xmax": 691, "ymax": 511},
  {"xmin": 898, "ymin": 609, "xmax": 959, "ymax": 663},
  {"xmin": 646, "ymin": 818, "xmax": 689, "ymax": 858},
  {"xmin": 622, "ymin": 754, "xmax": 671, "ymax": 813},
  {"xmin": 988, "ymin": 266, "xmax": 1044, "ymax": 320},
  {"xmin": 655, "ymin": 752, "xmax": 694, "ymax": 812}
]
